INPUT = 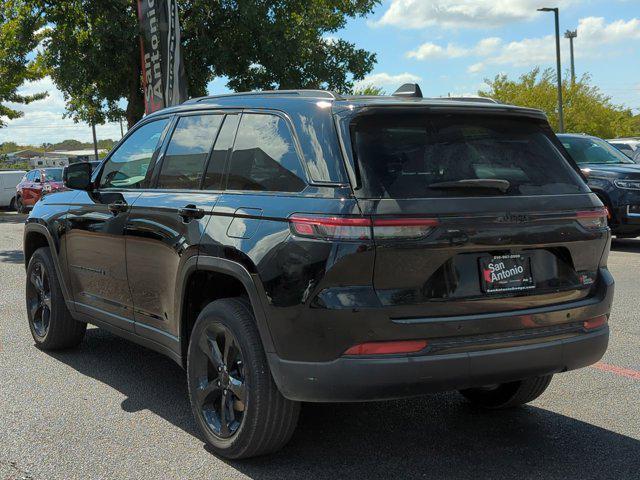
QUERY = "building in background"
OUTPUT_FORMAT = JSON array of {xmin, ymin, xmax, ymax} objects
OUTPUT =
[{"xmin": 28, "ymin": 149, "xmax": 107, "ymax": 168}]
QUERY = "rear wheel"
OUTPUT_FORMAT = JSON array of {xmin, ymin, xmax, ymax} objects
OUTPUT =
[
  {"xmin": 9, "ymin": 196, "xmax": 16, "ymax": 211},
  {"xmin": 459, "ymin": 375, "xmax": 553, "ymax": 409},
  {"xmin": 26, "ymin": 247, "xmax": 86, "ymax": 349},
  {"xmin": 187, "ymin": 297, "xmax": 299, "ymax": 459}
]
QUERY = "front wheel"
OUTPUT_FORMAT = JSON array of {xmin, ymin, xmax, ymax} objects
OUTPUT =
[
  {"xmin": 187, "ymin": 297, "xmax": 300, "ymax": 459},
  {"xmin": 459, "ymin": 375, "xmax": 553, "ymax": 409},
  {"xmin": 26, "ymin": 247, "xmax": 86, "ymax": 349}
]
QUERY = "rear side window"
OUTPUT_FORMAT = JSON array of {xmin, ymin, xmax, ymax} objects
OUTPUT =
[
  {"xmin": 350, "ymin": 113, "xmax": 589, "ymax": 198},
  {"xmin": 227, "ymin": 113, "xmax": 306, "ymax": 192},
  {"xmin": 202, "ymin": 115, "xmax": 239, "ymax": 190},
  {"xmin": 157, "ymin": 114, "xmax": 223, "ymax": 189}
]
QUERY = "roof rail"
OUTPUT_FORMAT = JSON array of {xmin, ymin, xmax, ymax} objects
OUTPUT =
[
  {"xmin": 185, "ymin": 89, "xmax": 341, "ymax": 104},
  {"xmin": 441, "ymin": 96, "xmax": 499, "ymax": 104}
]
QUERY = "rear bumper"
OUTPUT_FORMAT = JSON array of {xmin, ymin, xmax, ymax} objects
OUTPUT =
[
  {"xmin": 269, "ymin": 327, "xmax": 608, "ymax": 402},
  {"xmin": 268, "ymin": 268, "xmax": 614, "ymax": 402}
]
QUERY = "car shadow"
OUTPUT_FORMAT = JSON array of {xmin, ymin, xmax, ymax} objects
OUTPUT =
[
  {"xmin": 611, "ymin": 238, "xmax": 640, "ymax": 253},
  {"xmin": 0, "ymin": 249, "xmax": 24, "ymax": 264},
  {"xmin": 48, "ymin": 328, "xmax": 638, "ymax": 480}
]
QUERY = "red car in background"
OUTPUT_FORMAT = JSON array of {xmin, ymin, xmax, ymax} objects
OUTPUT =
[{"xmin": 15, "ymin": 168, "xmax": 65, "ymax": 213}]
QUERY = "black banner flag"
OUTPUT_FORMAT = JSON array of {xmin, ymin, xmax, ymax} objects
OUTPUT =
[{"xmin": 137, "ymin": 0, "xmax": 189, "ymax": 114}]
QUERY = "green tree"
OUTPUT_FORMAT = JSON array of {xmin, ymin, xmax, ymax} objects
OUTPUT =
[
  {"xmin": 480, "ymin": 67, "xmax": 639, "ymax": 138},
  {"xmin": 32, "ymin": 0, "xmax": 379, "ymax": 128},
  {"xmin": 0, "ymin": 1, "xmax": 47, "ymax": 127},
  {"xmin": 353, "ymin": 84, "xmax": 385, "ymax": 95}
]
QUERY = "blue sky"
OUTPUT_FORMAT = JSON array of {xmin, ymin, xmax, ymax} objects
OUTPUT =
[{"xmin": 1, "ymin": 0, "xmax": 639, "ymax": 145}]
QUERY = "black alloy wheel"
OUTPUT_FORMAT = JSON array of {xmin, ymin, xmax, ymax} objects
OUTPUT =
[
  {"xmin": 26, "ymin": 247, "xmax": 86, "ymax": 349},
  {"xmin": 27, "ymin": 260, "xmax": 52, "ymax": 338},
  {"xmin": 193, "ymin": 324, "xmax": 247, "ymax": 439},
  {"xmin": 187, "ymin": 298, "xmax": 300, "ymax": 459}
]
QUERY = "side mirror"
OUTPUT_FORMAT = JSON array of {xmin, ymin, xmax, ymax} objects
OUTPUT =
[{"xmin": 64, "ymin": 162, "xmax": 94, "ymax": 191}]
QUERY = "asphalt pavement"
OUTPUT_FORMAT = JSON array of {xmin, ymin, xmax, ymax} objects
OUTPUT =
[{"xmin": 0, "ymin": 211, "xmax": 638, "ymax": 480}]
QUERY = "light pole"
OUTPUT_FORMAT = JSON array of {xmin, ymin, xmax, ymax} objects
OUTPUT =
[
  {"xmin": 565, "ymin": 29, "xmax": 577, "ymax": 84},
  {"xmin": 538, "ymin": 7, "xmax": 565, "ymax": 133}
]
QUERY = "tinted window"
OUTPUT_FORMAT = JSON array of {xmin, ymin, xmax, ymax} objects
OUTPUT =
[
  {"xmin": 157, "ymin": 115, "xmax": 223, "ymax": 189},
  {"xmin": 203, "ymin": 115, "xmax": 239, "ymax": 190},
  {"xmin": 100, "ymin": 119, "xmax": 170, "ymax": 189},
  {"xmin": 43, "ymin": 168, "xmax": 63, "ymax": 182},
  {"xmin": 27, "ymin": 171, "xmax": 39, "ymax": 182},
  {"xmin": 227, "ymin": 114, "xmax": 306, "ymax": 192},
  {"xmin": 351, "ymin": 113, "xmax": 588, "ymax": 198},
  {"xmin": 560, "ymin": 136, "xmax": 633, "ymax": 165}
]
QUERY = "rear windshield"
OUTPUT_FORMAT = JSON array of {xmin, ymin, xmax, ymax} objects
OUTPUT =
[{"xmin": 350, "ymin": 113, "xmax": 588, "ymax": 198}]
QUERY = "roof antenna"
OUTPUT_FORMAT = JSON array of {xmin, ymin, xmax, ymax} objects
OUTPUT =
[{"xmin": 392, "ymin": 83, "xmax": 423, "ymax": 98}]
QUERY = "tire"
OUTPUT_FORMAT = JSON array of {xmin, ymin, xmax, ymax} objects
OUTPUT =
[
  {"xmin": 16, "ymin": 195, "xmax": 27, "ymax": 214},
  {"xmin": 26, "ymin": 247, "xmax": 86, "ymax": 349},
  {"xmin": 187, "ymin": 297, "xmax": 300, "ymax": 459},
  {"xmin": 459, "ymin": 375, "xmax": 553, "ymax": 409},
  {"xmin": 9, "ymin": 196, "xmax": 16, "ymax": 211}
]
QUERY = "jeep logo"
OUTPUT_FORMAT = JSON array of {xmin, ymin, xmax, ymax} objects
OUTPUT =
[{"xmin": 496, "ymin": 213, "xmax": 530, "ymax": 224}]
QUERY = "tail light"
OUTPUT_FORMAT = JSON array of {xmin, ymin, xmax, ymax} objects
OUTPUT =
[
  {"xmin": 344, "ymin": 340, "xmax": 428, "ymax": 356},
  {"xmin": 289, "ymin": 215, "xmax": 371, "ymax": 240},
  {"xmin": 289, "ymin": 214, "xmax": 438, "ymax": 241},
  {"xmin": 583, "ymin": 315, "xmax": 608, "ymax": 331},
  {"xmin": 576, "ymin": 208, "xmax": 608, "ymax": 229}
]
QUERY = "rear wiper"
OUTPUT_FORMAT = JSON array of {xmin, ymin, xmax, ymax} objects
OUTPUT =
[{"xmin": 428, "ymin": 179, "xmax": 511, "ymax": 193}]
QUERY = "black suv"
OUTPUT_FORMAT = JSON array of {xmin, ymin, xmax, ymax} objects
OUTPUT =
[
  {"xmin": 24, "ymin": 88, "xmax": 613, "ymax": 459},
  {"xmin": 558, "ymin": 133, "xmax": 640, "ymax": 238}
]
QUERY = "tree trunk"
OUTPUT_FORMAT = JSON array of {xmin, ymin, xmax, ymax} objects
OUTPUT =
[
  {"xmin": 126, "ymin": 55, "xmax": 145, "ymax": 128},
  {"xmin": 126, "ymin": 0, "xmax": 145, "ymax": 128}
]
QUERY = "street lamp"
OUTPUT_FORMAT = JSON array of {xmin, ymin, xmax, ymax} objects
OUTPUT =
[
  {"xmin": 565, "ymin": 29, "xmax": 577, "ymax": 84},
  {"xmin": 538, "ymin": 7, "xmax": 565, "ymax": 133}
]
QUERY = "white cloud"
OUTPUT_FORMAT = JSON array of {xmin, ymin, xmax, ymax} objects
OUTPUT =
[
  {"xmin": 354, "ymin": 72, "xmax": 422, "ymax": 90},
  {"xmin": 407, "ymin": 37, "xmax": 501, "ymax": 60},
  {"xmin": 374, "ymin": 0, "xmax": 574, "ymax": 29},
  {"xmin": 0, "ymin": 77, "xmax": 122, "ymax": 145},
  {"xmin": 467, "ymin": 17, "xmax": 640, "ymax": 73},
  {"xmin": 406, "ymin": 43, "xmax": 470, "ymax": 60}
]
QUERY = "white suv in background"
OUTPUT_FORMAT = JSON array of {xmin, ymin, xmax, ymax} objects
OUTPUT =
[
  {"xmin": 0, "ymin": 170, "xmax": 27, "ymax": 210},
  {"xmin": 607, "ymin": 138, "xmax": 640, "ymax": 161}
]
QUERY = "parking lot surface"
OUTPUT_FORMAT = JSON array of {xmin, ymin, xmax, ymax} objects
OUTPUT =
[{"xmin": 1, "ymin": 212, "xmax": 638, "ymax": 480}]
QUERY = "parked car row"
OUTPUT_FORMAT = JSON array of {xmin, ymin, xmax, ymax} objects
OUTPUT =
[{"xmin": 1, "ymin": 161, "xmax": 101, "ymax": 213}]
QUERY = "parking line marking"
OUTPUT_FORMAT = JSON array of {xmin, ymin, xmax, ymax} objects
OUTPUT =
[{"xmin": 592, "ymin": 362, "xmax": 640, "ymax": 380}]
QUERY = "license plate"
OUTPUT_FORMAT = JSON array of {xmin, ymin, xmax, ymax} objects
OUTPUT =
[{"xmin": 479, "ymin": 254, "xmax": 535, "ymax": 294}]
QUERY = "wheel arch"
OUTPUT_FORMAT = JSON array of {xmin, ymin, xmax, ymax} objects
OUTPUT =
[
  {"xmin": 176, "ymin": 256, "xmax": 276, "ymax": 368},
  {"xmin": 23, "ymin": 223, "xmax": 73, "ymax": 305}
]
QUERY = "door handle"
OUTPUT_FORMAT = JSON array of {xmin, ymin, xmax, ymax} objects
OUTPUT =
[
  {"xmin": 108, "ymin": 201, "xmax": 128, "ymax": 215},
  {"xmin": 178, "ymin": 204, "xmax": 205, "ymax": 221}
]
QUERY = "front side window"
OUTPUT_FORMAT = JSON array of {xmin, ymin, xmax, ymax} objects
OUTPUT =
[
  {"xmin": 100, "ymin": 119, "xmax": 170, "ymax": 189},
  {"xmin": 157, "ymin": 114, "xmax": 224, "ymax": 189},
  {"xmin": 227, "ymin": 113, "xmax": 306, "ymax": 192}
]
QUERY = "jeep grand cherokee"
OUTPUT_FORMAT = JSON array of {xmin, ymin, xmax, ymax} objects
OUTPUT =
[{"xmin": 23, "ymin": 86, "xmax": 613, "ymax": 459}]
